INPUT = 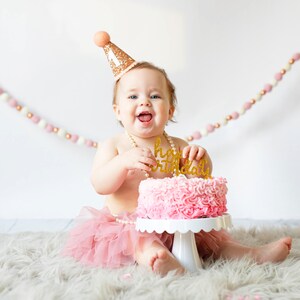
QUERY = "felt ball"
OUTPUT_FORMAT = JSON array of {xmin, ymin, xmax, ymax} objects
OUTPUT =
[
  {"xmin": 45, "ymin": 124, "xmax": 54, "ymax": 133},
  {"xmin": 94, "ymin": 31, "xmax": 110, "ymax": 47},
  {"xmin": 231, "ymin": 112, "xmax": 239, "ymax": 120},
  {"xmin": 243, "ymin": 101, "xmax": 252, "ymax": 110},
  {"xmin": 271, "ymin": 79, "xmax": 278, "ymax": 87},
  {"xmin": 221, "ymin": 118, "xmax": 228, "ymax": 126},
  {"xmin": 264, "ymin": 84, "xmax": 272, "ymax": 92},
  {"xmin": 200, "ymin": 129, "xmax": 208, "ymax": 137},
  {"xmin": 8, "ymin": 99, "xmax": 18, "ymax": 107},
  {"xmin": 239, "ymin": 107, "xmax": 246, "ymax": 115},
  {"xmin": 20, "ymin": 106, "xmax": 29, "ymax": 116},
  {"xmin": 38, "ymin": 119, "xmax": 47, "ymax": 129},
  {"xmin": 57, "ymin": 128, "xmax": 66, "ymax": 138},
  {"xmin": 285, "ymin": 63, "xmax": 291, "ymax": 71},
  {"xmin": 85, "ymin": 139, "xmax": 93, "ymax": 147},
  {"xmin": 192, "ymin": 131, "xmax": 201, "ymax": 140},
  {"xmin": 255, "ymin": 93, "xmax": 262, "ymax": 101},
  {"xmin": 274, "ymin": 73, "xmax": 283, "ymax": 81},
  {"xmin": 71, "ymin": 134, "xmax": 79, "ymax": 143},
  {"xmin": 0, "ymin": 93, "xmax": 9, "ymax": 102},
  {"xmin": 31, "ymin": 115, "xmax": 40, "ymax": 123},
  {"xmin": 206, "ymin": 124, "xmax": 215, "ymax": 133},
  {"xmin": 77, "ymin": 136, "xmax": 85, "ymax": 146},
  {"xmin": 292, "ymin": 53, "xmax": 300, "ymax": 61}
]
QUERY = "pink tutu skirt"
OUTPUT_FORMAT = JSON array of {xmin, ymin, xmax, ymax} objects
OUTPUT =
[
  {"xmin": 62, "ymin": 206, "xmax": 173, "ymax": 268},
  {"xmin": 62, "ymin": 206, "xmax": 231, "ymax": 268}
]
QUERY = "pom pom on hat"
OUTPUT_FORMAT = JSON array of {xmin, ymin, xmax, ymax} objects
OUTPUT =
[
  {"xmin": 94, "ymin": 31, "xmax": 111, "ymax": 48},
  {"xmin": 94, "ymin": 30, "xmax": 137, "ymax": 80}
]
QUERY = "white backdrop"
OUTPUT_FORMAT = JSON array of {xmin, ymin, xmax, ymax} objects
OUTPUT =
[{"xmin": 0, "ymin": 0, "xmax": 300, "ymax": 219}]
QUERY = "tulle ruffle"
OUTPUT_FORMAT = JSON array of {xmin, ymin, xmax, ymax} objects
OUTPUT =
[
  {"xmin": 62, "ymin": 206, "xmax": 232, "ymax": 268},
  {"xmin": 62, "ymin": 206, "xmax": 173, "ymax": 268}
]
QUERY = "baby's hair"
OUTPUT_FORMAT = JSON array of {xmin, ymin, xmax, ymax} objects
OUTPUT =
[{"xmin": 112, "ymin": 61, "xmax": 177, "ymax": 124}]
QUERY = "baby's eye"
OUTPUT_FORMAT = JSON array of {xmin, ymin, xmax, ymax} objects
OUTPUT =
[
  {"xmin": 128, "ymin": 95, "xmax": 138, "ymax": 100},
  {"xmin": 150, "ymin": 95, "xmax": 160, "ymax": 99}
]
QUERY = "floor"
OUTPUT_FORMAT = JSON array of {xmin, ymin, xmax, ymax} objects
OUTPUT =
[{"xmin": 1, "ymin": 219, "xmax": 300, "ymax": 233}]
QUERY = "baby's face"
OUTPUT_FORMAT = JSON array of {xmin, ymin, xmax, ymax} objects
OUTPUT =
[{"xmin": 113, "ymin": 68, "xmax": 174, "ymax": 138}]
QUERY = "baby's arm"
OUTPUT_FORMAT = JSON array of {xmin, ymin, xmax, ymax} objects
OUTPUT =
[
  {"xmin": 91, "ymin": 137, "xmax": 156, "ymax": 194},
  {"xmin": 91, "ymin": 138, "xmax": 125, "ymax": 194}
]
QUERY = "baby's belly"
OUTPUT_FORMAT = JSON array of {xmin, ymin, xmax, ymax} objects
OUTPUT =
[{"xmin": 104, "ymin": 194, "xmax": 138, "ymax": 215}]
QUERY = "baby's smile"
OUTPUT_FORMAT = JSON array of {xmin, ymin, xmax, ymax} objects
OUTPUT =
[{"xmin": 137, "ymin": 111, "xmax": 153, "ymax": 123}]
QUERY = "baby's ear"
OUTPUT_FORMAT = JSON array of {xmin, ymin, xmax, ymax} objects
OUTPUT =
[
  {"xmin": 168, "ymin": 105, "xmax": 175, "ymax": 120},
  {"xmin": 113, "ymin": 104, "xmax": 121, "ymax": 120}
]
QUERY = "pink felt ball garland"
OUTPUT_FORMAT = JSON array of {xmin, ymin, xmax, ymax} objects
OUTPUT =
[
  {"xmin": 0, "ymin": 89, "xmax": 98, "ymax": 149},
  {"xmin": 184, "ymin": 52, "xmax": 300, "ymax": 142},
  {"xmin": 0, "ymin": 52, "xmax": 299, "ymax": 147}
]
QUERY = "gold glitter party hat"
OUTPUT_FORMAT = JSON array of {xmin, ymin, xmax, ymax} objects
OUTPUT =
[{"xmin": 94, "ymin": 31, "xmax": 138, "ymax": 80}]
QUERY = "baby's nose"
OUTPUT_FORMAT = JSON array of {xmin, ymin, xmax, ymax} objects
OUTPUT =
[{"xmin": 140, "ymin": 98, "xmax": 151, "ymax": 106}]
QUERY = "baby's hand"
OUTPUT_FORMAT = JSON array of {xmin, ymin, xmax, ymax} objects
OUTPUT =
[
  {"xmin": 182, "ymin": 145, "xmax": 206, "ymax": 162},
  {"xmin": 122, "ymin": 147, "xmax": 157, "ymax": 172}
]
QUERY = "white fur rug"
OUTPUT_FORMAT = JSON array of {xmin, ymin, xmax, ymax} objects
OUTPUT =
[{"xmin": 1, "ymin": 227, "xmax": 300, "ymax": 300}]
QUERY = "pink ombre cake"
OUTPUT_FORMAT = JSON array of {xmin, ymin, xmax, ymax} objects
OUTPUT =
[{"xmin": 137, "ymin": 176, "xmax": 228, "ymax": 219}]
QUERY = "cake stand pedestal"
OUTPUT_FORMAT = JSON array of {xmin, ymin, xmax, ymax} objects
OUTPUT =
[{"xmin": 136, "ymin": 214, "xmax": 232, "ymax": 272}]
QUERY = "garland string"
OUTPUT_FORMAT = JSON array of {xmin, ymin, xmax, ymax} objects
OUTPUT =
[{"xmin": 0, "ymin": 52, "xmax": 299, "ymax": 148}]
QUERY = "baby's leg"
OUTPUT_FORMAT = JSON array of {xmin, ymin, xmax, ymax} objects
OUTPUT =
[
  {"xmin": 217, "ymin": 236, "xmax": 292, "ymax": 263},
  {"xmin": 135, "ymin": 240, "xmax": 185, "ymax": 276}
]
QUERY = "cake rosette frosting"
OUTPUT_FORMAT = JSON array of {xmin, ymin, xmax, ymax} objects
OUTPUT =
[{"xmin": 137, "ymin": 176, "xmax": 228, "ymax": 220}]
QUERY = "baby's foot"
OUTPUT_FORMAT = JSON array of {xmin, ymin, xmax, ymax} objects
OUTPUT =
[
  {"xmin": 149, "ymin": 249, "xmax": 185, "ymax": 276},
  {"xmin": 254, "ymin": 237, "xmax": 292, "ymax": 263}
]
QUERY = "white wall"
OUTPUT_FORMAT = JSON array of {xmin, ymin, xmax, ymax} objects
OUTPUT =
[{"xmin": 0, "ymin": 0, "xmax": 299, "ymax": 219}]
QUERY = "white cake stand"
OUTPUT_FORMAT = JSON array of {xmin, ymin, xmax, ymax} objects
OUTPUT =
[{"xmin": 136, "ymin": 214, "xmax": 232, "ymax": 272}]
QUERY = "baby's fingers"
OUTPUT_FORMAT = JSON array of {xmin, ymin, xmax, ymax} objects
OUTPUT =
[
  {"xmin": 182, "ymin": 146, "xmax": 191, "ymax": 159},
  {"xmin": 196, "ymin": 147, "xmax": 206, "ymax": 161},
  {"xmin": 142, "ymin": 147, "xmax": 156, "ymax": 160},
  {"xmin": 182, "ymin": 145, "xmax": 206, "ymax": 161},
  {"xmin": 135, "ymin": 162, "xmax": 152, "ymax": 172},
  {"xmin": 188, "ymin": 145, "xmax": 199, "ymax": 161},
  {"xmin": 139, "ymin": 156, "xmax": 157, "ymax": 169}
]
